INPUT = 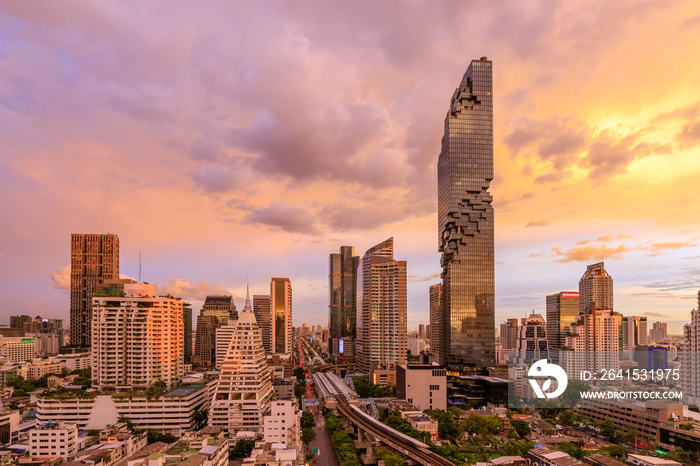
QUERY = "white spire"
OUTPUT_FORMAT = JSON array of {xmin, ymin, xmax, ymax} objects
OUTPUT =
[{"xmin": 243, "ymin": 273, "xmax": 252, "ymax": 312}]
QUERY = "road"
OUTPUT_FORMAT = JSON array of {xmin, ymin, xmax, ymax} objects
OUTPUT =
[{"xmin": 308, "ymin": 411, "xmax": 340, "ymax": 466}]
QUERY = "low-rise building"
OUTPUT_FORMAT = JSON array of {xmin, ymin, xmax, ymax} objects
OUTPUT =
[
  {"xmin": 576, "ymin": 399, "xmax": 683, "ymax": 443},
  {"xmin": 263, "ymin": 401, "xmax": 299, "ymax": 449},
  {"xmin": 36, "ymin": 379, "xmax": 216, "ymax": 435},
  {"xmin": 396, "ymin": 363, "xmax": 446, "ymax": 411},
  {"xmin": 71, "ymin": 425, "xmax": 148, "ymax": 466},
  {"xmin": 626, "ymin": 454, "xmax": 680, "ymax": 466},
  {"xmin": 242, "ymin": 441, "xmax": 297, "ymax": 466},
  {"xmin": 29, "ymin": 421, "xmax": 78, "ymax": 460},
  {"xmin": 272, "ymin": 380, "xmax": 295, "ymax": 400},
  {"xmin": 526, "ymin": 449, "xmax": 586, "ymax": 466},
  {"xmin": 162, "ymin": 428, "xmax": 228, "ymax": 466},
  {"xmin": 475, "ymin": 457, "xmax": 527, "ymax": 466},
  {"xmin": 57, "ymin": 352, "xmax": 91, "ymax": 372},
  {"xmin": 583, "ymin": 454, "xmax": 626, "ymax": 466},
  {"xmin": 47, "ymin": 374, "xmax": 80, "ymax": 389},
  {"xmin": 0, "ymin": 364, "xmax": 21, "ymax": 387},
  {"xmin": 405, "ymin": 413, "xmax": 438, "ymax": 442},
  {"xmin": 25, "ymin": 360, "xmax": 66, "ymax": 380},
  {"xmin": 0, "ymin": 410, "xmax": 20, "ymax": 444}
]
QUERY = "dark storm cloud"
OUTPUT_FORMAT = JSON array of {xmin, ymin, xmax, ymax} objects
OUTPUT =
[
  {"xmin": 244, "ymin": 203, "xmax": 319, "ymax": 234},
  {"xmin": 504, "ymin": 117, "xmax": 587, "ymax": 170}
]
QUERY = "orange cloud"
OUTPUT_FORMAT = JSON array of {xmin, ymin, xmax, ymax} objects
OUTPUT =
[
  {"xmin": 551, "ymin": 245, "xmax": 632, "ymax": 263},
  {"xmin": 157, "ymin": 278, "xmax": 234, "ymax": 301}
]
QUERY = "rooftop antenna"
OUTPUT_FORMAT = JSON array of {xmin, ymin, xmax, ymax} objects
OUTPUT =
[
  {"xmin": 138, "ymin": 251, "xmax": 142, "ymax": 284},
  {"xmin": 244, "ymin": 273, "xmax": 252, "ymax": 312}
]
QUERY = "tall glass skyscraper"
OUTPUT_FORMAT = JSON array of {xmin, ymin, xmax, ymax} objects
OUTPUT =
[
  {"xmin": 546, "ymin": 291, "xmax": 580, "ymax": 350},
  {"xmin": 329, "ymin": 246, "xmax": 359, "ymax": 360},
  {"xmin": 437, "ymin": 57, "xmax": 495, "ymax": 367},
  {"xmin": 270, "ymin": 277, "xmax": 292, "ymax": 355}
]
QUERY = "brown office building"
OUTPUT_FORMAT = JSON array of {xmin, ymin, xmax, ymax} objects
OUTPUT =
[
  {"xmin": 70, "ymin": 233, "xmax": 119, "ymax": 348},
  {"xmin": 270, "ymin": 278, "xmax": 292, "ymax": 355}
]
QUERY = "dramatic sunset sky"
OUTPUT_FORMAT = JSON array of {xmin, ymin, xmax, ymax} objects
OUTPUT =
[{"xmin": 2, "ymin": 1, "xmax": 700, "ymax": 334}]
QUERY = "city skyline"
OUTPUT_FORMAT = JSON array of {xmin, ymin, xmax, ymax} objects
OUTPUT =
[{"xmin": 2, "ymin": 2, "xmax": 700, "ymax": 333}]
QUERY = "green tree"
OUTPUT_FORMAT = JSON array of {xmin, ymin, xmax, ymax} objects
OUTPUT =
[
  {"xmin": 87, "ymin": 429, "xmax": 101, "ymax": 436},
  {"xmin": 146, "ymin": 429, "xmax": 177, "ymax": 444},
  {"xmin": 429, "ymin": 444, "xmax": 465, "ymax": 464},
  {"xmin": 599, "ymin": 419, "xmax": 618, "ymax": 442},
  {"xmin": 229, "ymin": 439, "xmax": 255, "ymax": 459},
  {"xmin": 669, "ymin": 447, "xmax": 691, "ymax": 464},
  {"xmin": 510, "ymin": 419, "xmax": 531, "ymax": 439},
  {"xmin": 558, "ymin": 441, "xmax": 585, "ymax": 460},
  {"xmin": 301, "ymin": 427, "xmax": 316, "ymax": 445},
  {"xmin": 192, "ymin": 409, "xmax": 208, "ymax": 429},
  {"xmin": 376, "ymin": 448, "xmax": 406, "ymax": 466},
  {"xmin": 425, "ymin": 409, "xmax": 461, "ymax": 441},
  {"xmin": 300, "ymin": 411, "xmax": 315, "ymax": 429},
  {"xmin": 118, "ymin": 416, "xmax": 135, "ymax": 432},
  {"xmin": 560, "ymin": 380, "xmax": 591, "ymax": 408},
  {"xmin": 598, "ymin": 445, "xmax": 628, "ymax": 460}
]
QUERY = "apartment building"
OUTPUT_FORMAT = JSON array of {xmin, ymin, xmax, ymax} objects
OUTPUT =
[
  {"xmin": 29, "ymin": 421, "xmax": 79, "ymax": 460},
  {"xmin": 0, "ymin": 336, "xmax": 36, "ymax": 362},
  {"xmin": 92, "ymin": 282, "xmax": 184, "ymax": 390},
  {"xmin": 263, "ymin": 401, "xmax": 299, "ymax": 449}
]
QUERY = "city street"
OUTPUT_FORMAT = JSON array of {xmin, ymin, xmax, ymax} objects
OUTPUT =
[{"xmin": 308, "ymin": 411, "xmax": 340, "ymax": 466}]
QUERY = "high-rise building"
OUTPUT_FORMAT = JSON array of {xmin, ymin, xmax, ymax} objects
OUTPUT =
[
  {"xmin": 499, "ymin": 318, "xmax": 519, "ymax": 350},
  {"xmin": 682, "ymin": 292, "xmax": 700, "ymax": 405},
  {"xmin": 70, "ymin": 233, "xmax": 120, "ymax": 348},
  {"xmin": 356, "ymin": 238, "xmax": 407, "ymax": 381},
  {"xmin": 92, "ymin": 282, "xmax": 184, "ymax": 390},
  {"xmin": 329, "ymin": 246, "xmax": 359, "ymax": 361},
  {"xmin": 192, "ymin": 315, "xmax": 219, "ymax": 367},
  {"xmin": 546, "ymin": 292, "xmax": 580, "ymax": 350},
  {"xmin": 209, "ymin": 310, "xmax": 273, "ymax": 432},
  {"xmin": 437, "ymin": 57, "xmax": 495, "ymax": 367},
  {"xmin": 192, "ymin": 295, "xmax": 236, "ymax": 367},
  {"xmin": 270, "ymin": 278, "xmax": 292, "ymax": 355},
  {"xmin": 429, "ymin": 284, "xmax": 442, "ymax": 359},
  {"xmin": 579, "ymin": 262, "xmax": 613, "ymax": 314},
  {"xmin": 418, "ymin": 324, "xmax": 426, "ymax": 340},
  {"xmin": 649, "ymin": 321, "xmax": 668, "ymax": 342},
  {"xmin": 10, "ymin": 315, "xmax": 32, "ymax": 329},
  {"xmin": 201, "ymin": 295, "xmax": 237, "ymax": 321},
  {"xmin": 622, "ymin": 316, "xmax": 647, "ymax": 351},
  {"xmin": 183, "ymin": 303, "xmax": 192, "ymax": 364},
  {"xmin": 515, "ymin": 313, "xmax": 548, "ymax": 364},
  {"xmin": 560, "ymin": 303, "xmax": 620, "ymax": 380},
  {"xmin": 215, "ymin": 318, "xmax": 238, "ymax": 370},
  {"xmin": 253, "ymin": 295, "xmax": 272, "ymax": 355}
]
